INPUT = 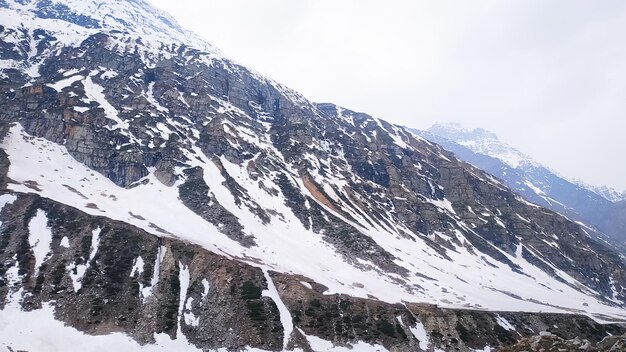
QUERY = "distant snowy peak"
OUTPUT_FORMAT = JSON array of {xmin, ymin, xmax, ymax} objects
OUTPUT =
[
  {"xmin": 573, "ymin": 182, "xmax": 626, "ymax": 203},
  {"xmin": 427, "ymin": 123, "xmax": 626, "ymax": 203},
  {"xmin": 427, "ymin": 122, "xmax": 536, "ymax": 169},
  {"xmin": 428, "ymin": 122, "xmax": 498, "ymax": 141},
  {"xmin": 1, "ymin": 0, "xmax": 222, "ymax": 56}
]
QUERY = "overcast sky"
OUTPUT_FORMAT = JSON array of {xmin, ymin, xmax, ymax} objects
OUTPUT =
[{"xmin": 151, "ymin": 0, "xmax": 626, "ymax": 192}]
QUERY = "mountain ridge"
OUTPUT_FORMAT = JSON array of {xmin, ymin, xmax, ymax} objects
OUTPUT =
[{"xmin": 1, "ymin": 1, "xmax": 626, "ymax": 350}]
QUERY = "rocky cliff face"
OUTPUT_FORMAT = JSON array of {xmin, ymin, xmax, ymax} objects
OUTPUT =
[{"xmin": 1, "ymin": 0, "xmax": 626, "ymax": 351}]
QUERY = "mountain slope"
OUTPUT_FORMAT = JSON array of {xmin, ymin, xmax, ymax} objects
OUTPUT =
[
  {"xmin": 1, "ymin": 1, "xmax": 626, "ymax": 350},
  {"xmin": 418, "ymin": 123, "xmax": 626, "ymax": 244}
]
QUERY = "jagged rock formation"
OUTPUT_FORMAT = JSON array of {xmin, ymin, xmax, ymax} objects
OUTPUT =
[{"xmin": 1, "ymin": 1, "xmax": 626, "ymax": 351}]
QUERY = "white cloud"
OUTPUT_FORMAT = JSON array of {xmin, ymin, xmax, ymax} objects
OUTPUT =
[{"xmin": 150, "ymin": 0, "xmax": 626, "ymax": 191}]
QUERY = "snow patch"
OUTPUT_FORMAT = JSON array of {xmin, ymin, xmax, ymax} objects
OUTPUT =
[
  {"xmin": 82, "ymin": 76, "xmax": 129, "ymax": 130},
  {"xmin": 27, "ymin": 210, "xmax": 53, "ymax": 276},
  {"xmin": 0, "ymin": 194, "xmax": 17, "ymax": 227},
  {"xmin": 69, "ymin": 227, "xmax": 101, "ymax": 292},
  {"xmin": 262, "ymin": 269, "xmax": 293, "ymax": 349},
  {"xmin": 0, "ymin": 299, "xmax": 204, "ymax": 352},
  {"xmin": 60, "ymin": 236, "xmax": 70, "ymax": 248},
  {"xmin": 143, "ymin": 245, "xmax": 167, "ymax": 300},
  {"xmin": 201, "ymin": 279, "xmax": 210, "ymax": 298},
  {"xmin": 89, "ymin": 227, "xmax": 101, "ymax": 261},
  {"xmin": 300, "ymin": 328, "xmax": 388, "ymax": 351},
  {"xmin": 408, "ymin": 319, "xmax": 430, "ymax": 351},
  {"xmin": 177, "ymin": 262, "xmax": 190, "ymax": 336},
  {"xmin": 47, "ymin": 75, "xmax": 84, "ymax": 91},
  {"xmin": 130, "ymin": 256, "xmax": 145, "ymax": 278},
  {"xmin": 495, "ymin": 315, "xmax": 516, "ymax": 331},
  {"xmin": 183, "ymin": 297, "xmax": 200, "ymax": 327}
]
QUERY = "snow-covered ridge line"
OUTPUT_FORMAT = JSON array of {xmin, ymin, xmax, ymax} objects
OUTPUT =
[
  {"xmin": 1, "ymin": 0, "xmax": 221, "ymax": 56},
  {"xmin": 571, "ymin": 180, "xmax": 626, "ymax": 203},
  {"xmin": 0, "ymin": 0, "xmax": 224, "ymax": 79},
  {"xmin": 427, "ymin": 122, "xmax": 537, "ymax": 169}
]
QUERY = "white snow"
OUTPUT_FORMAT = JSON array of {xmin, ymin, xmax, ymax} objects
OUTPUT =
[
  {"xmin": 27, "ymin": 210, "xmax": 53, "ymax": 276},
  {"xmin": 495, "ymin": 315, "xmax": 516, "ymax": 331},
  {"xmin": 60, "ymin": 236, "xmax": 70, "ymax": 248},
  {"xmin": 201, "ymin": 279, "xmax": 210, "ymax": 298},
  {"xmin": 177, "ymin": 262, "xmax": 190, "ymax": 337},
  {"xmin": 69, "ymin": 263, "xmax": 85, "ymax": 291},
  {"xmin": 572, "ymin": 180, "xmax": 626, "ymax": 203},
  {"xmin": 143, "ymin": 245, "xmax": 167, "ymax": 300},
  {"xmin": 0, "ymin": 194, "xmax": 17, "ymax": 210},
  {"xmin": 459, "ymin": 138, "xmax": 531, "ymax": 169},
  {"xmin": 130, "ymin": 256, "xmax": 145, "ymax": 277},
  {"xmin": 145, "ymin": 82, "xmax": 169, "ymax": 113},
  {"xmin": 0, "ymin": 194, "xmax": 17, "ymax": 227},
  {"xmin": 100, "ymin": 69, "xmax": 118, "ymax": 79},
  {"xmin": 183, "ymin": 297, "xmax": 200, "ymax": 327},
  {"xmin": 523, "ymin": 180, "xmax": 546, "ymax": 197},
  {"xmin": 82, "ymin": 76, "xmax": 129, "ymax": 130},
  {"xmin": 0, "ymin": 299, "xmax": 204, "ymax": 352},
  {"xmin": 262, "ymin": 269, "xmax": 293, "ymax": 349},
  {"xmin": 408, "ymin": 319, "xmax": 430, "ymax": 351},
  {"xmin": 69, "ymin": 227, "xmax": 101, "ymax": 292},
  {"xmin": 299, "ymin": 328, "xmax": 388, "ymax": 352},
  {"xmin": 89, "ymin": 227, "xmax": 101, "ymax": 261},
  {"xmin": 47, "ymin": 75, "xmax": 84, "ymax": 91},
  {"xmin": 428, "ymin": 197, "xmax": 456, "ymax": 214}
]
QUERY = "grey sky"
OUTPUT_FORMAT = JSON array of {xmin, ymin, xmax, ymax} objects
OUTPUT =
[{"xmin": 151, "ymin": 0, "xmax": 626, "ymax": 191}]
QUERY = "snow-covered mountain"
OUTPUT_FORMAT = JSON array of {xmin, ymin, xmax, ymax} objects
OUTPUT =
[
  {"xmin": 427, "ymin": 122, "xmax": 626, "ymax": 203},
  {"xmin": 418, "ymin": 123, "xmax": 626, "ymax": 244},
  {"xmin": 427, "ymin": 123, "xmax": 538, "ymax": 169},
  {"xmin": 1, "ymin": 1, "xmax": 626, "ymax": 351},
  {"xmin": 575, "ymin": 182, "xmax": 626, "ymax": 203}
]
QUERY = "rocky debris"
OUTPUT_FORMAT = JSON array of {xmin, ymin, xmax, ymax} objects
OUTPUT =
[
  {"xmin": 270, "ymin": 272, "xmax": 626, "ymax": 352},
  {"xmin": 498, "ymin": 331, "xmax": 626, "ymax": 351}
]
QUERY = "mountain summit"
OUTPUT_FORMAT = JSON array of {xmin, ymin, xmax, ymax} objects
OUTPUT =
[
  {"xmin": 427, "ymin": 123, "xmax": 534, "ymax": 169},
  {"xmin": 1, "ymin": 1, "xmax": 626, "ymax": 351}
]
